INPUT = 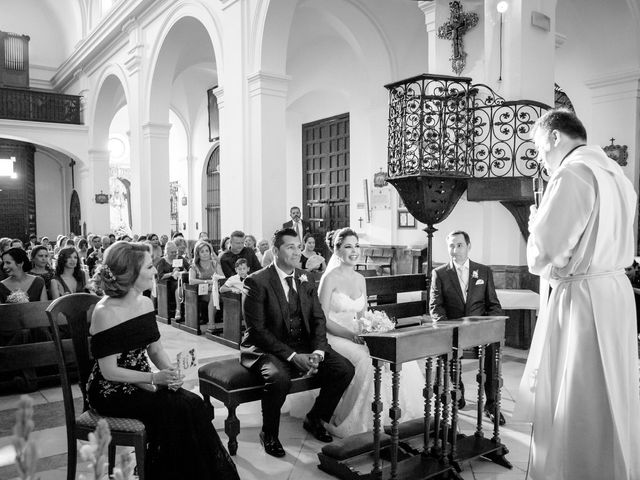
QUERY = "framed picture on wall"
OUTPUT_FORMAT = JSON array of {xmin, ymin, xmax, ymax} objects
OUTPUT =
[
  {"xmin": 398, "ymin": 210, "xmax": 416, "ymax": 228},
  {"xmin": 397, "ymin": 192, "xmax": 415, "ymax": 228}
]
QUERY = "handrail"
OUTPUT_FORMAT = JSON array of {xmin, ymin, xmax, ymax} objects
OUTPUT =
[{"xmin": 0, "ymin": 86, "xmax": 82, "ymax": 124}]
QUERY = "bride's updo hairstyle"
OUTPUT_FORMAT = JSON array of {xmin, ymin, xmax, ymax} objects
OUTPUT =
[
  {"xmin": 333, "ymin": 228, "xmax": 359, "ymax": 252},
  {"xmin": 325, "ymin": 230, "xmax": 336, "ymax": 251},
  {"xmin": 93, "ymin": 241, "xmax": 150, "ymax": 298}
]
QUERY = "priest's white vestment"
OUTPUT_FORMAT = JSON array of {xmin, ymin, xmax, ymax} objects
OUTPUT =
[{"xmin": 515, "ymin": 145, "xmax": 640, "ymax": 480}]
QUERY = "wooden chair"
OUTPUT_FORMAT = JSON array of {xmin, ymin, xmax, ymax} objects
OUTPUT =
[{"xmin": 46, "ymin": 293, "xmax": 147, "ymax": 480}]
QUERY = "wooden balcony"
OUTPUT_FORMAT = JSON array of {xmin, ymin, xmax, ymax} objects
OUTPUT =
[{"xmin": 0, "ymin": 86, "xmax": 82, "ymax": 124}]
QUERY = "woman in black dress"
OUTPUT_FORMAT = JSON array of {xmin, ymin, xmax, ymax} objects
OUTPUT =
[
  {"xmin": 29, "ymin": 245, "xmax": 55, "ymax": 297},
  {"xmin": 50, "ymin": 246, "xmax": 89, "ymax": 299},
  {"xmin": 86, "ymin": 241, "xmax": 239, "ymax": 479},
  {"xmin": 0, "ymin": 248, "xmax": 47, "ymax": 303}
]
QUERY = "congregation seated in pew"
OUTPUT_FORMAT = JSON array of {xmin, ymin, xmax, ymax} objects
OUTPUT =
[{"xmin": 188, "ymin": 239, "xmax": 224, "ymax": 334}]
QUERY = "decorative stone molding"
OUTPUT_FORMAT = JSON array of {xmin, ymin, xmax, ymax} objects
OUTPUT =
[
  {"xmin": 141, "ymin": 122, "xmax": 172, "ymax": 139},
  {"xmin": 211, "ymin": 86, "xmax": 224, "ymax": 110},
  {"xmin": 247, "ymin": 71, "xmax": 291, "ymax": 98},
  {"xmin": 585, "ymin": 68, "xmax": 640, "ymax": 104}
]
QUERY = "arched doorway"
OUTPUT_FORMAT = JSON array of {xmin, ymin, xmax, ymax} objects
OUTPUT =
[
  {"xmin": 69, "ymin": 190, "xmax": 81, "ymax": 235},
  {"xmin": 205, "ymin": 147, "xmax": 220, "ymax": 249}
]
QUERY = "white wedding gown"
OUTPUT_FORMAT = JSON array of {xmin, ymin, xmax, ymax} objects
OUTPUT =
[{"xmin": 323, "ymin": 291, "xmax": 426, "ymax": 438}]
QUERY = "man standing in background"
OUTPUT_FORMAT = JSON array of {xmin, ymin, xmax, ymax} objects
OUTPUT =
[{"xmin": 283, "ymin": 206, "xmax": 311, "ymax": 244}]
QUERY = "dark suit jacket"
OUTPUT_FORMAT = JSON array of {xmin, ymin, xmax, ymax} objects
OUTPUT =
[
  {"xmin": 240, "ymin": 264, "xmax": 330, "ymax": 368},
  {"xmin": 429, "ymin": 260, "xmax": 502, "ymax": 321},
  {"xmin": 282, "ymin": 219, "xmax": 312, "ymax": 235}
]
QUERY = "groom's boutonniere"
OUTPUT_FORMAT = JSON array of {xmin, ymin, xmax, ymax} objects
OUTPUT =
[
  {"xmin": 299, "ymin": 274, "xmax": 308, "ymax": 283},
  {"xmin": 472, "ymin": 270, "xmax": 479, "ymax": 279}
]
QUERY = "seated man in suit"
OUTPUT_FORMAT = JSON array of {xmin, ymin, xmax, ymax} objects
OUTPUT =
[
  {"xmin": 429, "ymin": 230, "xmax": 505, "ymax": 425},
  {"xmin": 283, "ymin": 206, "xmax": 312, "ymax": 244},
  {"xmin": 241, "ymin": 228, "xmax": 355, "ymax": 457}
]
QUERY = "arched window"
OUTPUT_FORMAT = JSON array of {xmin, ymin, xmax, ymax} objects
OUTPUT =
[
  {"xmin": 206, "ymin": 147, "xmax": 220, "ymax": 249},
  {"xmin": 70, "ymin": 190, "xmax": 81, "ymax": 236}
]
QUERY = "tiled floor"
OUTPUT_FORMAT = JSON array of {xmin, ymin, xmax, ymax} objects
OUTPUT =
[{"xmin": 1, "ymin": 322, "xmax": 533, "ymax": 480}]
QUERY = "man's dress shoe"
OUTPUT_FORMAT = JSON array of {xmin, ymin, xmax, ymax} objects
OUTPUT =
[
  {"xmin": 303, "ymin": 416, "xmax": 333, "ymax": 443},
  {"xmin": 259, "ymin": 431, "xmax": 285, "ymax": 457},
  {"xmin": 484, "ymin": 408, "xmax": 506, "ymax": 426}
]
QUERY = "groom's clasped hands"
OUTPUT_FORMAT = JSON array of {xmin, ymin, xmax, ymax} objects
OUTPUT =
[{"xmin": 291, "ymin": 352, "xmax": 322, "ymax": 376}]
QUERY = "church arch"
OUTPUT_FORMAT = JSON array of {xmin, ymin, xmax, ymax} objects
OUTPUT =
[{"xmin": 145, "ymin": 4, "xmax": 223, "ymax": 125}]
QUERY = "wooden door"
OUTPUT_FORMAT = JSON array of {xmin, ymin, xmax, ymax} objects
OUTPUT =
[
  {"xmin": 206, "ymin": 147, "xmax": 221, "ymax": 248},
  {"xmin": 302, "ymin": 113, "xmax": 350, "ymax": 257}
]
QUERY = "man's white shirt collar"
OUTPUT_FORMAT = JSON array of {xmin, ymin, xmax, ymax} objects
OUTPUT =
[
  {"xmin": 453, "ymin": 258, "xmax": 470, "ymax": 271},
  {"xmin": 274, "ymin": 263, "xmax": 297, "ymax": 292}
]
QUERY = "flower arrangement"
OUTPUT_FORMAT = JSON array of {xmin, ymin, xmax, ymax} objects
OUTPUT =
[
  {"xmin": 13, "ymin": 395, "xmax": 39, "ymax": 480},
  {"xmin": 356, "ymin": 310, "xmax": 395, "ymax": 334},
  {"xmin": 79, "ymin": 419, "xmax": 134, "ymax": 480},
  {"xmin": 6, "ymin": 290, "xmax": 30, "ymax": 304}
]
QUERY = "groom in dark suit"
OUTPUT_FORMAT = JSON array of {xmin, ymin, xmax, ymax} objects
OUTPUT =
[
  {"xmin": 429, "ymin": 230, "xmax": 505, "ymax": 425},
  {"xmin": 241, "ymin": 227, "xmax": 354, "ymax": 457}
]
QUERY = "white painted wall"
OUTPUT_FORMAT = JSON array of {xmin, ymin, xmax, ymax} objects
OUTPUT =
[{"xmin": 34, "ymin": 149, "xmax": 66, "ymax": 239}]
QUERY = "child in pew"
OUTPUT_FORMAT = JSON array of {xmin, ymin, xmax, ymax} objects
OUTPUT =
[{"xmin": 219, "ymin": 258, "xmax": 249, "ymax": 294}]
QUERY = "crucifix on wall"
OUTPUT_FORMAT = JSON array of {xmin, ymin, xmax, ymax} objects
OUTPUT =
[{"xmin": 437, "ymin": 1, "xmax": 479, "ymax": 76}]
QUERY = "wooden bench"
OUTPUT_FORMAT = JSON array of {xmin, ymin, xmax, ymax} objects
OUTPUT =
[
  {"xmin": 203, "ymin": 291, "xmax": 243, "ymax": 349},
  {"xmin": 365, "ymin": 273, "xmax": 428, "ymax": 327},
  {"xmin": 356, "ymin": 246, "xmax": 395, "ymax": 275},
  {"xmin": 181, "ymin": 279, "xmax": 225, "ymax": 335},
  {"xmin": 156, "ymin": 272, "xmax": 188, "ymax": 325},
  {"xmin": 198, "ymin": 358, "xmax": 320, "ymax": 455},
  {"xmin": 0, "ymin": 300, "xmax": 71, "ymax": 392}
]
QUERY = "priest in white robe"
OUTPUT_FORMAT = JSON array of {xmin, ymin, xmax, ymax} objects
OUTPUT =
[{"xmin": 514, "ymin": 109, "xmax": 640, "ymax": 480}]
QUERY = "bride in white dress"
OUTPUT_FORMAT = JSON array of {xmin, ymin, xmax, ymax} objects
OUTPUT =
[{"xmin": 317, "ymin": 228, "xmax": 426, "ymax": 438}]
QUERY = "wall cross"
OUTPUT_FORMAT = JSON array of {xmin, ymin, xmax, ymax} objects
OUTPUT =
[{"xmin": 437, "ymin": 1, "xmax": 479, "ymax": 75}]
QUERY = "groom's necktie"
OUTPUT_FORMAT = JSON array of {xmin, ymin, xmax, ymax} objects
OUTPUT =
[
  {"xmin": 456, "ymin": 266, "xmax": 468, "ymax": 301},
  {"xmin": 284, "ymin": 276, "xmax": 299, "ymax": 314}
]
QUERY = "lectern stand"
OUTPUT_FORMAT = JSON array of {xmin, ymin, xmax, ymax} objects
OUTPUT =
[{"xmin": 317, "ymin": 316, "xmax": 511, "ymax": 480}]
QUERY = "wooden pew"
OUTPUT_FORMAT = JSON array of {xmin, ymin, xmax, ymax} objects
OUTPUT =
[
  {"xmin": 204, "ymin": 292, "xmax": 243, "ymax": 349},
  {"xmin": 0, "ymin": 300, "xmax": 74, "ymax": 392},
  {"xmin": 356, "ymin": 246, "xmax": 396, "ymax": 275},
  {"xmin": 182, "ymin": 279, "xmax": 225, "ymax": 336},
  {"xmin": 365, "ymin": 273, "xmax": 428, "ymax": 327},
  {"xmin": 182, "ymin": 284, "xmax": 203, "ymax": 335},
  {"xmin": 156, "ymin": 272, "xmax": 188, "ymax": 324}
]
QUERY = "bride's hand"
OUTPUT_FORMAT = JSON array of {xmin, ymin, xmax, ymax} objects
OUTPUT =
[{"xmin": 351, "ymin": 334, "xmax": 365, "ymax": 344}]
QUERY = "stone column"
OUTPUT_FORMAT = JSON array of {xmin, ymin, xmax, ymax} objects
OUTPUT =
[
  {"xmin": 247, "ymin": 71, "xmax": 290, "ymax": 238},
  {"xmin": 219, "ymin": 0, "xmax": 248, "ymax": 236},
  {"xmin": 86, "ymin": 148, "xmax": 111, "ymax": 235},
  {"xmin": 490, "ymin": 0, "xmax": 557, "ymax": 104},
  {"xmin": 139, "ymin": 122, "xmax": 172, "ymax": 235}
]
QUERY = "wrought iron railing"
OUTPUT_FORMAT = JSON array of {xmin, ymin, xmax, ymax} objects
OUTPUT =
[
  {"xmin": 0, "ymin": 87, "xmax": 82, "ymax": 124},
  {"xmin": 387, "ymin": 74, "xmax": 474, "ymax": 177},
  {"xmin": 385, "ymin": 74, "xmax": 550, "ymax": 179}
]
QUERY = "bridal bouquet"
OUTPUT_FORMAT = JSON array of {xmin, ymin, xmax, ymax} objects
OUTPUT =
[
  {"xmin": 6, "ymin": 290, "xmax": 29, "ymax": 304},
  {"xmin": 356, "ymin": 310, "xmax": 395, "ymax": 334}
]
